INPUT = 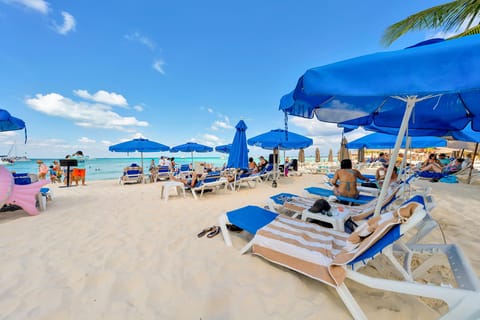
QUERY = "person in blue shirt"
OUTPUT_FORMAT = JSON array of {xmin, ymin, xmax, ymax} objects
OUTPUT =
[
  {"xmin": 438, "ymin": 153, "xmax": 451, "ymax": 166},
  {"xmin": 376, "ymin": 152, "xmax": 388, "ymax": 167}
]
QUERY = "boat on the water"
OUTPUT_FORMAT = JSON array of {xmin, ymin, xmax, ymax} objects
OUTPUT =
[{"xmin": 0, "ymin": 156, "xmax": 14, "ymax": 165}]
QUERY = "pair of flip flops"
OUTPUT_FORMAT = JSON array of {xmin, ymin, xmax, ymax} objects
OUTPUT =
[{"xmin": 197, "ymin": 226, "xmax": 221, "ymax": 238}]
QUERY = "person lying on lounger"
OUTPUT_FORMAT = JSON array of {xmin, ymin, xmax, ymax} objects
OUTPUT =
[
  {"xmin": 375, "ymin": 165, "xmax": 398, "ymax": 188},
  {"xmin": 331, "ymin": 159, "xmax": 370, "ymax": 199},
  {"xmin": 422, "ymin": 158, "xmax": 464, "ymax": 175}
]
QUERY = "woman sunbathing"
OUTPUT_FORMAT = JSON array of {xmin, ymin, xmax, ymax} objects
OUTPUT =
[
  {"xmin": 331, "ymin": 159, "xmax": 370, "ymax": 199},
  {"xmin": 421, "ymin": 158, "xmax": 464, "ymax": 175}
]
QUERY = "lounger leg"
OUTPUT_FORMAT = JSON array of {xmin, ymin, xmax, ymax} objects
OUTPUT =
[
  {"xmin": 383, "ymin": 246, "xmax": 413, "ymax": 282},
  {"xmin": 346, "ymin": 269, "xmax": 479, "ymax": 319},
  {"xmin": 219, "ymin": 214, "xmax": 232, "ymax": 246},
  {"xmin": 336, "ymin": 284, "xmax": 368, "ymax": 320},
  {"xmin": 240, "ymin": 239, "xmax": 255, "ymax": 255}
]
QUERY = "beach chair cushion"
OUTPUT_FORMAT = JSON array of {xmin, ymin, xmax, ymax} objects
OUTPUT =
[
  {"xmin": 250, "ymin": 200, "xmax": 423, "ymax": 287},
  {"xmin": 304, "ymin": 187, "xmax": 376, "ymax": 205}
]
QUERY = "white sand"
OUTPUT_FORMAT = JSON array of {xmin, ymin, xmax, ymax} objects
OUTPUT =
[{"xmin": 0, "ymin": 174, "xmax": 478, "ymax": 319}]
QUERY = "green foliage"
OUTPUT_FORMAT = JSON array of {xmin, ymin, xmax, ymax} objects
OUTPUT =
[{"xmin": 382, "ymin": 0, "xmax": 480, "ymax": 46}]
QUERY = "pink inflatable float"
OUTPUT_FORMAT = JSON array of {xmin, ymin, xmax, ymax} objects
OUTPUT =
[{"xmin": 0, "ymin": 166, "xmax": 49, "ymax": 216}]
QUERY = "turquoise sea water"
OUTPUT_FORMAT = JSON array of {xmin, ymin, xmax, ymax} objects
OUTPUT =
[
  {"xmin": 4, "ymin": 156, "xmax": 229, "ymax": 181},
  {"xmin": 4, "ymin": 155, "xmax": 327, "ymax": 181}
]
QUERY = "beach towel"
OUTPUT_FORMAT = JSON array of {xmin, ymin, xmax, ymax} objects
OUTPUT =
[
  {"xmin": 251, "ymin": 201, "xmax": 421, "ymax": 287},
  {"xmin": 439, "ymin": 175, "xmax": 458, "ymax": 184}
]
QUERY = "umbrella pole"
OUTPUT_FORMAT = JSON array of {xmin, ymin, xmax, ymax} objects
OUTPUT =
[
  {"xmin": 467, "ymin": 142, "xmax": 478, "ymax": 184},
  {"xmin": 272, "ymin": 148, "xmax": 278, "ymax": 187},
  {"xmin": 141, "ymin": 152, "xmax": 144, "ymax": 171},
  {"xmin": 374, "ymin": 96, "xmax": 417, "ymax": 216}
]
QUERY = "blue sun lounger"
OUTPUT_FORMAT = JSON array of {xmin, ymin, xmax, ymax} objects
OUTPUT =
[
  {"xmin": 304, "ymin": 186, "xmax": 376, "ymax": 205},
  {"xmin": 218, "ymin": 196, "xmax": 480, "ymax": 320}
]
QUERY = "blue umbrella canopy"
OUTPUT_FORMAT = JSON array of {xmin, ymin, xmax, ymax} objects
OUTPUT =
[
  {"xmin": 0, "ymin": 109, "xmax": 27, "ymax": 143},
  {"xmin": 170, "ymin": 142, "xmax": 213, "ymax": 153},
  {"xmin": 215, "ymin": 144, "xmax": 231, "ymax": 154},
  {"xmin": 280, "ymin": 35, "xmax": 480, "ymax": 133},
  {"xmin": 247, "ymin": 129, "xmax": 313, "ymax": 150},
  {"xmin": 346, "ymin": 133, "xmax": 447, "ymax": 149},
  {"xmin": 170, "ymin": 142, "xmax": 213, "ymax": 165},
  {"xmin": 227, "ymin": 120, "xmax": 249, "ymax": 169},
  {"xmin": 109, "ymin": 138, "xmax": 170, "ymax": 153},
  {"xmin": 109, "ymin": 138, "xmax": 170, "ymax": 168},
  {"xmin": 451, "ymin": 124, "xmax": 480, "ymax": 143},
  {"xmin": 280, "ymin": 35, "xmax": 480, "ymax": 215}
]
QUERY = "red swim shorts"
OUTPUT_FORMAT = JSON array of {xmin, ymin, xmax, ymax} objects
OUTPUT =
[{"xmin": 72, "ymin": 168, "xmax": 86, "ymax": 177}]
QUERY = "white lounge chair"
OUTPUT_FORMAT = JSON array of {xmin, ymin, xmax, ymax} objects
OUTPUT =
[
  {"xmin": 120, "ymin": 166, "xmax": 144, "ymax": 185},
  {"xmin": 218, "ymin": 197, "xmax": 479, "ymax": 319},
  {"xmin": 190, "ymin": 171, "xmax": 228, "ymax": 200},
  {"xmin": 155, "ymin": 165, "xmax": 171, "ymax": 181}
]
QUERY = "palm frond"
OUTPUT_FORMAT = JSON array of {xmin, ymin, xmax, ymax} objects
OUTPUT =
[
  {"xmin": 381, "ymin": 0, "xmax": 480, "ymax": 46},
  {"xmin": 448, "ymin": 24, "xmax": 480, "ymax": 38}
]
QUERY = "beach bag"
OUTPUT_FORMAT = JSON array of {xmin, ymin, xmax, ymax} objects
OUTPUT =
[
  {"xmin": 309, "ymin": 199, "xmax": 331, "ymax": 214},
  {"xmin": 344, "ymin": 217, "xmax": 358, "ymax": 234}
]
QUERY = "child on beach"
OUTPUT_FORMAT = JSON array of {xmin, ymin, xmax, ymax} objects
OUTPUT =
[
  {"xmin": 49, "ymin": 165, "xmax": 58, "ymax": 183},
  {"xmin": 37, "ymin": 160, "xmax": 48, "ymax": 180}
]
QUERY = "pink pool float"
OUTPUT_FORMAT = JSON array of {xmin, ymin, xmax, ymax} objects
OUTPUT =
[{"xmin": 0, "ymin": 166, "xmax": 49, "ymax": 216}]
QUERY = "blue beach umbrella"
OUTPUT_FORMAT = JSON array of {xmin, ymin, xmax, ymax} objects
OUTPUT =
[
  {"xmin": 215, "ymin": 144, "xmax": 232, "ymax": 154},
  {"xmin": 170, "ymin": 142, "xmax": 213, "ymax": 166},
  {"xmin": 227, "ymin": 120, "xmax": 249, "ymax": 169},
  {"xmin": 248, "ymin": 129, "xmax": 312, "ymax": 186},
  {"xmin": 346, "ymin": 133, "xmax": 447, "ymax": 149},
  {"xmin": 0, "ymin": 109, "xmax": 27, "ymax": 143},
  {"xmin": 247, "ymin": 129, "xmax": 313, "ymax": 150},
  {"xmin": 108, "ymin": 138, "xmax": 170, "ymax": 168},
  {"xmin": 280, "ymin": 35, "xmax": 480, "ymax": 215}
]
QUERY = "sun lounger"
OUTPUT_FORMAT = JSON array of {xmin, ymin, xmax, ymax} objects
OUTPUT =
[
  {"xmin": 155, "ymin": 165, "xmax": 171, "ymax": 181},
  {"xmin": 233, "ymin": 171, "xmax": 262, "ymax": 190},
  {"xmin": 257, "ymin": 163, "xmax": 279, "ymax": 182},
  {"xmin": 304, "ymin": 186, "xmax": 377, "ymax": 205},
  {"xmin": 190, "ymin": 171, "xmax": 228, "ymax": 200},
  {"xmin": 218, "ymin": 197, "xmax": 480, "ymax": 319},
  {"xmin": 267, "ymin": 188, "xmax": 399, "ymax": 223},
  {"xmin": 120, "ymin": 166, "xmax": 144, "ymax": 185}
]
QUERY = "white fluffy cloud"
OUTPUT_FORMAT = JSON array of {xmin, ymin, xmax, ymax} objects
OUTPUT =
[
  {"xmin": 202, "ymin": 133, "xmax": 223, "ymax": 146},
  {"xmin": 3, "ymin": 0, "xmax": 49, "ymax": 14},
  {"xmin": 133, "ymin": 105, "xmax": 143, "ymax": 112},
  {"xmin": 211, "ymin": 120, "xmax": 233, "ymax": 131},
  {"xmin": 289, "ymin": 117, "xmax": 342, "ymax": 137},
  {"xmin": 4, "ymin": 1, "xmax": 76, "ymax": 35},
  {"xmin": 74, "ymin": 89, "xmax": 128, "ymax": 107},
  {"xmin": 54, "ymin": 11, "xmax": 76, "ymax": 35},
  {"xmin": 25, "ymin": 93, "xmax": 149, "ymax": 131},
  {"xmin": 124, "ymin": 32, "xmax": 156, "ymax": 50},
  {"xmin": 153, "ymin": 59, "xmax": 165, "ymax": 74},
  {"xmin": 78, "ymin": 137, "xmax": 96, "ymax": 144}
]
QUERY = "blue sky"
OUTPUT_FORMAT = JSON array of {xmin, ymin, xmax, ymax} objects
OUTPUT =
[{"xmin": 0, "ymin": 0, "xmax": 451, "ymax": 158}]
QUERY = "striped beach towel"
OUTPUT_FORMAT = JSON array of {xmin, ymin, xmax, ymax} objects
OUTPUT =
[{"xmin": 251, "ymin": 201, "xmax": 421, "ymax": 287}]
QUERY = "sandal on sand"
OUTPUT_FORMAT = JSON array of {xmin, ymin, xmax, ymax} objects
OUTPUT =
[
  {"xmin": 206, "ymin": 226, "xmax": 221, "ymax": 238},
  {"xmin": 226, "ymin": 224, "xmax": 243, "ymax": 232},
  {"xmin": 197, "ymin": 226, "xmax": 216, "ymax": 238}
]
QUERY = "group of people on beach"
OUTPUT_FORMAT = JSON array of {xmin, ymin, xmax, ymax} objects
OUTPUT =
[
  {"xmin": 36, "ymin": 150, "xmax": 87, "ymax": 186},
  {"xmin": 418, "ymin": 152, "xmax": 469, "ymax": 175},
  {"xmin": 330, "ymin": 150, "xmax": 474, "ymax": 200}
]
